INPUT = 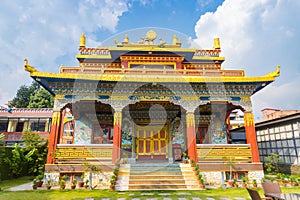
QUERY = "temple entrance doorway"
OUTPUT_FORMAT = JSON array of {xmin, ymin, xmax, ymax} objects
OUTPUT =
[{"xmin": 136, "ymin": 124, "xmax": 168, "ymax": 160}]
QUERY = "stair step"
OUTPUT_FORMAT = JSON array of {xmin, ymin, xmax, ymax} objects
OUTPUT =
[
  {"xmin": 129, "ymin": 180, "xmax": 186, "ymax": 184},
  {"xmin": 115, "ymin": 163, "xmax": 201, "ymax": 191},
  {"xmin": 130, "ymin": 171, "xmax": 182, "ymax": 175},
  {"xmin": 130, "ymin": 175, "xmax": 183, "ymax": 179},
  {"xmin": 128, "ymin": 184, "xmax": 187, "ymax": 190}
]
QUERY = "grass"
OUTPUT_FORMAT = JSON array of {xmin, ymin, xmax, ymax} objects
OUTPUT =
[
  {"xmin": 0, "ymin": 187, "xmax": 299, "ymax": 200},
  {"xmin": 0, "ymin": 176, "xmax": 32, "ymax": 190},
  {"xmin": 0, "ymin": 177, "xmax": 299, "ymax": 200}
]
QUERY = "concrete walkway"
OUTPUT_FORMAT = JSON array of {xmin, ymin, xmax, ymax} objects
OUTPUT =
[{"xmin": 6, "ymin": 182, "xmax": 33, "ymax": 191}]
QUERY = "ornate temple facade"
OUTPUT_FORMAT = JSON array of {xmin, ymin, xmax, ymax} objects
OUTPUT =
[{"xmin": 25, "ymin": 30, "xmax": 279, "ymax": 189}]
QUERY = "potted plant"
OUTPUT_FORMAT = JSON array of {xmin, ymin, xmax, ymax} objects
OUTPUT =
[
  {"xmin": 252, "ymin": 179, "xmax": 257, "ymax": 188},
  {"xmin": 290, "ymin": 177, "xmax": 298, "ymax": 186},
  {"xmin": 59, "ymin": 179, "xmax": 66, "ymax": 190},
  {"xmin": 190, "ymin": 159, "xmax": 195, "ymax": 167},
  {"xmin": 32, "ymin": 178, "xmax": 38, "ymax": 190},
  {"xmin": 199, "ymin": 177, "xmax": 205, "ymax": 189},
  {"xmin": 182, "ymin": 152, "xmax": 189, "ymax": 164},
  {"xmin": 226, "ymin": 157, "xmax": 236, "ymax": 187},
  {"xmin": 241, "ymin": 177, "xmax": 247, "ymax": 188},
  {"xmin": 233, "ymin": 178, "xmax": 238, "ymax": 188},
  {"xmin": 46, "ymin": 178, "xmax": 51, "ymax": 190},
  {"xmin": 110, "ymin": 175, "xmax": 116, "ymax": 190},
  {"xmin": 84, "ymin": 179, "xmax": 89, "ymax": 189},
  {"xmin": 113, "ymin": 165, "xmax": 119, "ymax": 176},
  {"xmin": 59, "ymin": 175, "xmax": 67, "ymax": 190},
  {"xmin": 122, "ymin": 152, "xmax": 128, "ymax": 164},
  {"xmin": 279, "ymin": 174, "xmax": 288, "ymax": 187},
  {"xmin": 37, "ymin": 174, "xmax": 44, "ymax": 187},
  {"xmin": 78, "ymin": 174, "xmax": 85, "ymax": 187},
  {"xmin": 71, "ymin": 179, "xmax": 77, "ymax": 189}
]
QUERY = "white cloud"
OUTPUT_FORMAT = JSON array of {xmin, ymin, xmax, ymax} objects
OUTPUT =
[
  {"xmin": 194, "ymin": 0, "xmax": 300, "ymax": 119},
  {"xmin": 0, "ymin": 0, "xmax": 129, "ymax": 106}
]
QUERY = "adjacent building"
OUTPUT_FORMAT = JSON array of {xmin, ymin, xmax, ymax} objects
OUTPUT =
[
  {"xmin": 256, "ymin": 112, "xmax": 300, "ymax": 166},
  {"xmin": 0, "ymin": 108, "xmax": 52, "ymax": 146}
]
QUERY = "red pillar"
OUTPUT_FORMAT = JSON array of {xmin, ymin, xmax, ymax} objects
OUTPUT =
[
  {"xmin": 186, "ymin": 112, "xmax": 198, "ymax": 162},
  {"xmin": 112, "ymin": 111, "xmax": 122, "ymax": 163},
  {"xmin": 244, "ymin": 111, "xmax": 260, "ymax": 162},
  {"xmin": 46, "ymin": 111, "xmax": 61, "ymax": 164}
]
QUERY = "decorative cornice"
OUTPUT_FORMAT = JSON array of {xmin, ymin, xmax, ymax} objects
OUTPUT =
[{"xmin": 30, "ymin": 69, "xmax": 278, "ymax": 83}]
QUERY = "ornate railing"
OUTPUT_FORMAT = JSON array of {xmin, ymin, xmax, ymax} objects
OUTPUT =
[
  {"xmin": 60, "ymin": 67, "xmax": 244, "ymax": 77},
  {"xmin": 196, "ymin": 144, "xmax": 252, "ymax": 163},
  {"xmin": 55, "ymin": 144, "xmax": 113, "ymax": 163}
]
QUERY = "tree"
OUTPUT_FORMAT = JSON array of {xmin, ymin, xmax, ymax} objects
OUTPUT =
[
  {"xmin": 28, "ymin": 88, "xmax": 54, "ymax": 108},
  {"xmin": 9, "ymin": 81, "xmax": 54, "ymax": 108},
  {"xmin": 264, "ymin": 153, "xmax": 282, "ymax": 174},
  {"xmin": 4, "ymin": 143, "xmax": 26, "ymax": 178},
  {"xmin": 9, "ymin": 85, "xmax": 34, "ymax": 108},
  {"xmin": 22, "ymin": 129, "xmax": 48, "ymax": 176}
]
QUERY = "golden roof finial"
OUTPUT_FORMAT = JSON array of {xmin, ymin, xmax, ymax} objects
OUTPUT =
[
  {"xmin": 122, "ymin": 34, "xmax": 129, "ymax": 44},
  {"xmin": 172, "ymin": 34, "xmax": 178, "ymax": 45},
  {"xmin": 214, "ymin": 38, "xmax": 220, "ymax": 49},
  {"xmin": 24, "ymin": 58, "xmax": 37, "ymax": 73},
  {"xmin": 80, "ymin": 32, "xmax": 86, "ymax": 47}
]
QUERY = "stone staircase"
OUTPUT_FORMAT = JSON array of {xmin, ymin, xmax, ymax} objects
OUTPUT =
[{"xmin": 115, "ymin": 163, "xmax": 200, "ymax": 191}]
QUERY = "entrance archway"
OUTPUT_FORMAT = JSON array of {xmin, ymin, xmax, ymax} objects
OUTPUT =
[{"xmin": 121, "ymin": 101, "xmax": 186, "ymax": 162}]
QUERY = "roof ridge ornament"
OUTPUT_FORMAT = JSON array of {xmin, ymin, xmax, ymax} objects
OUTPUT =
[
  {"xmin": 266, "ymin": 65, "xmax": 280, "ymax": 77},
  {"xmin": 112, "ymin": 30, "xmax": 181, "ymax": 48},
  {"xmin": 24, "ymin": 58, "xmax": 38, "ymax": 73},
  {"xmin": 80, "ymin": 33, "xmax": 86, "ymax": 47}
]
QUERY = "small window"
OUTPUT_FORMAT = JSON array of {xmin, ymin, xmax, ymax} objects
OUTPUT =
[
  {"xmin": 30, "ymin": 122, "xmax": 46, "ymax": 132},
  {"xmin": 0, "ymin": 122, "xmax": 8, "ymax": 132},
  {"xmin": 16, "ymin": 122, "xmax": 24, "ymax": 132}
]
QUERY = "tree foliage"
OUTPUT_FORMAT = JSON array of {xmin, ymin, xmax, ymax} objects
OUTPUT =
[
  {"xmin": 4, "ymin": 144, "xmax": 26, "ymax": 177},
  {"xmin": 9, "ymin": 81, "xmax": 54, "ymax": 108},
  {"xmin": 22, "ymin": 129, "xmax": 48, "ymax": 176},
  {"xmin": 3, "ymin": 129, "xmax": 48, "ymax": 178},
  {"xmin": 264, "ymin": 153, "xmax": 282, "ymax": 174},
  {"xmin": 28, "ymin": 88, "xmax": 54, "ymax": 108}
]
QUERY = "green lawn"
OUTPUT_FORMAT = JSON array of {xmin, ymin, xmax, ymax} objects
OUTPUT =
[{"xmin": 0, "ymin": 178, "xmax": 299, "ymax": 200}]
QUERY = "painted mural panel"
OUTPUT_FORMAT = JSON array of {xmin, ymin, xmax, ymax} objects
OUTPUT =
[
  {"xmin": 208, "ymin": 115, "xmax": 227, "ymax": 144},
  {"xmin": 171, "ymin": 117, "xmax": 184, "ymax": 146},
  {"xmin": 121, "ymin": 122, "xmax": 132, "ymax": 149},
  {"xmin": 74, "ymin": 116, "xmax": 92, "ymax": 144}
]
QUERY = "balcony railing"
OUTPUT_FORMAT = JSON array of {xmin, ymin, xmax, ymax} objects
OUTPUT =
[
  {"xmin": 1, "ymin": 132, "xmax": 49, "ymax": 146},
  {"xmin": 55, "ymin": 144, "xmax": 113, "ymax": 163},
  {"xmin": 196, "ymin": 144, "xmax": 252, "ymax": 163}
]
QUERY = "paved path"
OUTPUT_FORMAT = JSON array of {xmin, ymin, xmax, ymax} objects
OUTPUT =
[{"xmin": 6, "ymin": 182, "xmax": 32, "ymax": 191}]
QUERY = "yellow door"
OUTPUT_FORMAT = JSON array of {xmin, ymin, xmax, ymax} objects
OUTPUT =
[{"xmin": 136, "ymin": 126, "xmax": 168, "ymax": 159}]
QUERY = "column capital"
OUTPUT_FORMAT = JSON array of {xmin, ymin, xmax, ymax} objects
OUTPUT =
[
  {"xmin": 51, "ymin": 111, "xmax": 61, "ymax": 126},
  {"xmin": 113, "ymin": 111, "xmax": 122, "ymax": 126},
  {"xmin": 110, "ymin": 99, "xmax": 129, "ymax": 112},
  {"xmin": 240, "ymin": 95, "xmax": 253, "ymax": 112},
  {"xmin": 179, "ymin": 99, "xmax": 202, "ymax": 113},
  {"xmin": 53, "ymin": 97, "xmax": 71, "ymax": 111},
  {"xmin": 244, "ymin": 111, "xmax": 254, "ymax": 126},
  {"xmin": 186, "ymin": 112, "xmax": 195, "ymax": 127}
]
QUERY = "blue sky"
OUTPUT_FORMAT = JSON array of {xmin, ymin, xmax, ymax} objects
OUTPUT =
[{"xmin": 0, "ymin": 0, "xmax": 299, "ymax": 120}]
